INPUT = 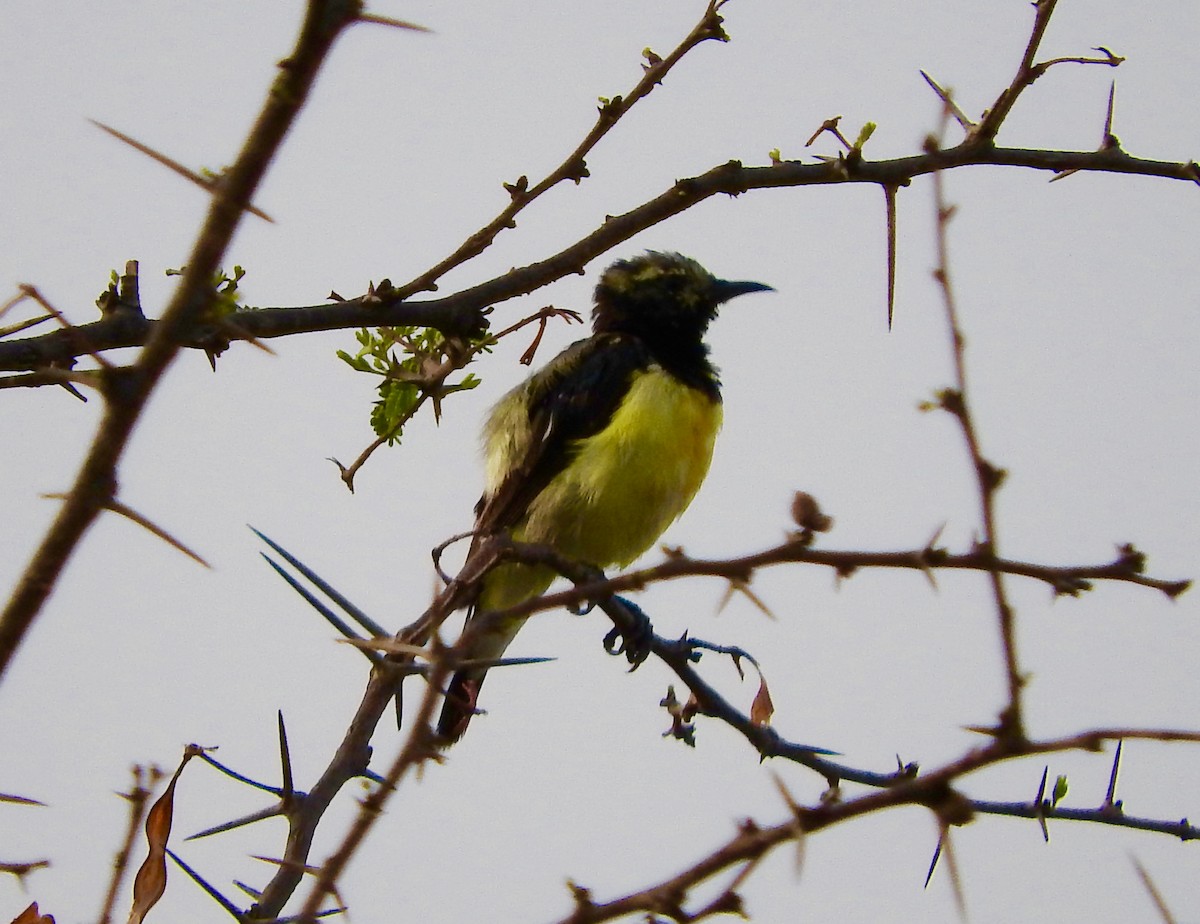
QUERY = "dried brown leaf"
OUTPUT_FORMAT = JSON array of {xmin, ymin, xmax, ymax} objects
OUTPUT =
[
  {"xmin": 127, "ymin": 747, "xmax": 199, "ymax": 924},
  {"xmin": 750, "ymin": 675, "xmax": 774, "ymax": 726}
]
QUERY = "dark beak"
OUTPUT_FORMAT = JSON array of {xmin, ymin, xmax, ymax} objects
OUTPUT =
[{"xmin": 713, "ymin": 278, "xmax": 775, "ymax": 304}]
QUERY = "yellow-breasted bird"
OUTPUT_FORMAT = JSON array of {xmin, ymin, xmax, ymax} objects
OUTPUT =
[{"xmin": 437, "ymin": 251, "xmax": 773, "ymax": 741}]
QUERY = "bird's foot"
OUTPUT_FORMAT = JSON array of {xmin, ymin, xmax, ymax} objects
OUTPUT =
[
  {"xmin": 567, "ymin": 562, "xmax": 609, "ymax": 615},
  {"xmin": 602, "ymin": 595, "xmax": 654, "ymax": 667}
]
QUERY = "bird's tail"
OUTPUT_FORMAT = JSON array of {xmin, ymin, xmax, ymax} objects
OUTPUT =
[
  {"xmin": 435, "ymin": 609, "xmax": 525, "ymax": 743},
  {"xmin": 437, "ymin": 670, "xmax": 487, "ymax": 742},
  {"xmin": 436, "ymin": 557, "xmax": 559, "ymax": 742}
]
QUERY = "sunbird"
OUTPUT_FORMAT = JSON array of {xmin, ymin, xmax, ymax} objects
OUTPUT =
[{"xmin": 437, "ymin": 251, "xmax": 773, "ymax": 741}]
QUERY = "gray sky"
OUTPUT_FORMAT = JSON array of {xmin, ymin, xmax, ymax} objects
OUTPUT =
[{"xmin": 3, "ymin": 1, "xmax": 1199, "ymax": 921}]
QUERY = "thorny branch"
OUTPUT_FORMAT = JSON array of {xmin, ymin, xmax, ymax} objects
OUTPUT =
[
  {"xmin": 0, "ymin": 0, "xmax": 363, "ymax": 684},
  {"xmin": 553, "ymin": 728, "xmax": 1200, "ymax": 924},
  {"xmin": 502, "ymin": 539, "xmax": 1189, "ymax": 622},
  {"xmin": 4, "ymin": 0, "xmax": 1198, "ymax": 919},
  {"xmin": 927, "ymin": 123, "xmax": 1027, "ymax": 737},
  {"xmin": 331, "ymin": 304, "xmax": 584, "ymax": 491},
  {"xmin": 390, "ymin": 0, "xmax": 736, "ymax": 302},
  {"xmin": 2, "ymin": 144, "xmax": 1196, "ymax": 378},
  {"xmin": 233, "ymin": 499, "xmax": 1190, "ymax": 921},
  {"xmin": 447, "ymin": 534, "xmax": 1187, "ymax": 781}
]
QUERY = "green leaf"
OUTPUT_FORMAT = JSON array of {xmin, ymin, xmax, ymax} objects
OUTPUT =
[
  {"xmin": 340, "ymin": 321, "xmax": 492, "ymax": 446},
  {"xmin": 853, "ymin": 122, "xmax": 876, "ymax": 150}
]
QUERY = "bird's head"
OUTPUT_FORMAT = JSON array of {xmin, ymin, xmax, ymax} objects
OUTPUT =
[{"xmin": 592, "ymin": 252, "xmax": 773, "ymax": 345}]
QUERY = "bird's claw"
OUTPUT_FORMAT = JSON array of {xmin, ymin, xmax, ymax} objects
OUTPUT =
[
  {"xmin": 568, "ymin": 563, "xmax": 608, "ymax": 615},
  {"xmin": 602, "ymin": 596, "xmax": 653, "ymax": 667}
]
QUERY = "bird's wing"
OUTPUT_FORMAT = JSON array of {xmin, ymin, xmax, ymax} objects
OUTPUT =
[{"xmin": 473, "ymin": 332, "xmax": 651, "ymax": 536}]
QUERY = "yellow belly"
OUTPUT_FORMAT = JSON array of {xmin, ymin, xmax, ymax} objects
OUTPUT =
[{"xmin": 482, "ymin": 367, "xmax": 721, "ymax": 611}]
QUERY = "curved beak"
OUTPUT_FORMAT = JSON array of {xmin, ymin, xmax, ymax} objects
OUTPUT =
[{"xmin": 713, "ymin": 278, "xmax": 775, "ymax": 304}]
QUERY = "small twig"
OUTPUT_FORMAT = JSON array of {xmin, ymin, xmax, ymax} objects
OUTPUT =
[
  {"xmin": 1036, "ymin": 47, "xmax": 1125, "ymax": 72},
  {"xmin": 804, "ymin": 116, "xmax": 853, "ymax": 150},
  {"xmin": 331, "ymin": 304, "xmax": 583, "ymax": 491},
  {"xmin": 329, "ymin": 392, "xmax": 427, "ymax": 493},
  {"xmin": 1132, "ymin": 856, "xmax": 1178, "ymax": 924},
  {"xmin": 927, "ymin": 115, "xmax": 1025, "ymax": 739},
  {"xmin": 98, "ymin": 765, "xmax": 162, "ymax": 924},
  {"xmin": 973, "ymin": 0, "xmax": 1061, "ymax": 142},
  {"xmin": 0, "ymin": 289, "xmax": 30, "ymax": 321},
  {"xmin": 391, "ymin": 0, "xmax": 735, "ymax": 300},
  {"xmin": 973, "ymin": 4, "xmax": 1122, "ymax": 145}
]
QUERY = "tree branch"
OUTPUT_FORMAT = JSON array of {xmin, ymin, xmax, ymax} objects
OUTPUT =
[
  {"xmin": 3, "ymin": 145, "xmax": 1195, "ymax": 377},
  {"xmin": 555, "ymin": 726, "xmax": 1200, "ymax": 923},
  {"xmin": 0, "ymin": 0, "xmax": 361, "ymax": 684}
]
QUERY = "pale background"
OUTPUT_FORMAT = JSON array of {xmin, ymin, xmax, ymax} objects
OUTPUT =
[{"xmin": 2, "ymin": 1, "xmax": 1198, "ymax": 921}]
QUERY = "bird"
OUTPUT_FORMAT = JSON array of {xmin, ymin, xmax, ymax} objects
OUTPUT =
[{"xmin": 436, "ymin": 251, "xmax": 773, "ymax": 741}]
